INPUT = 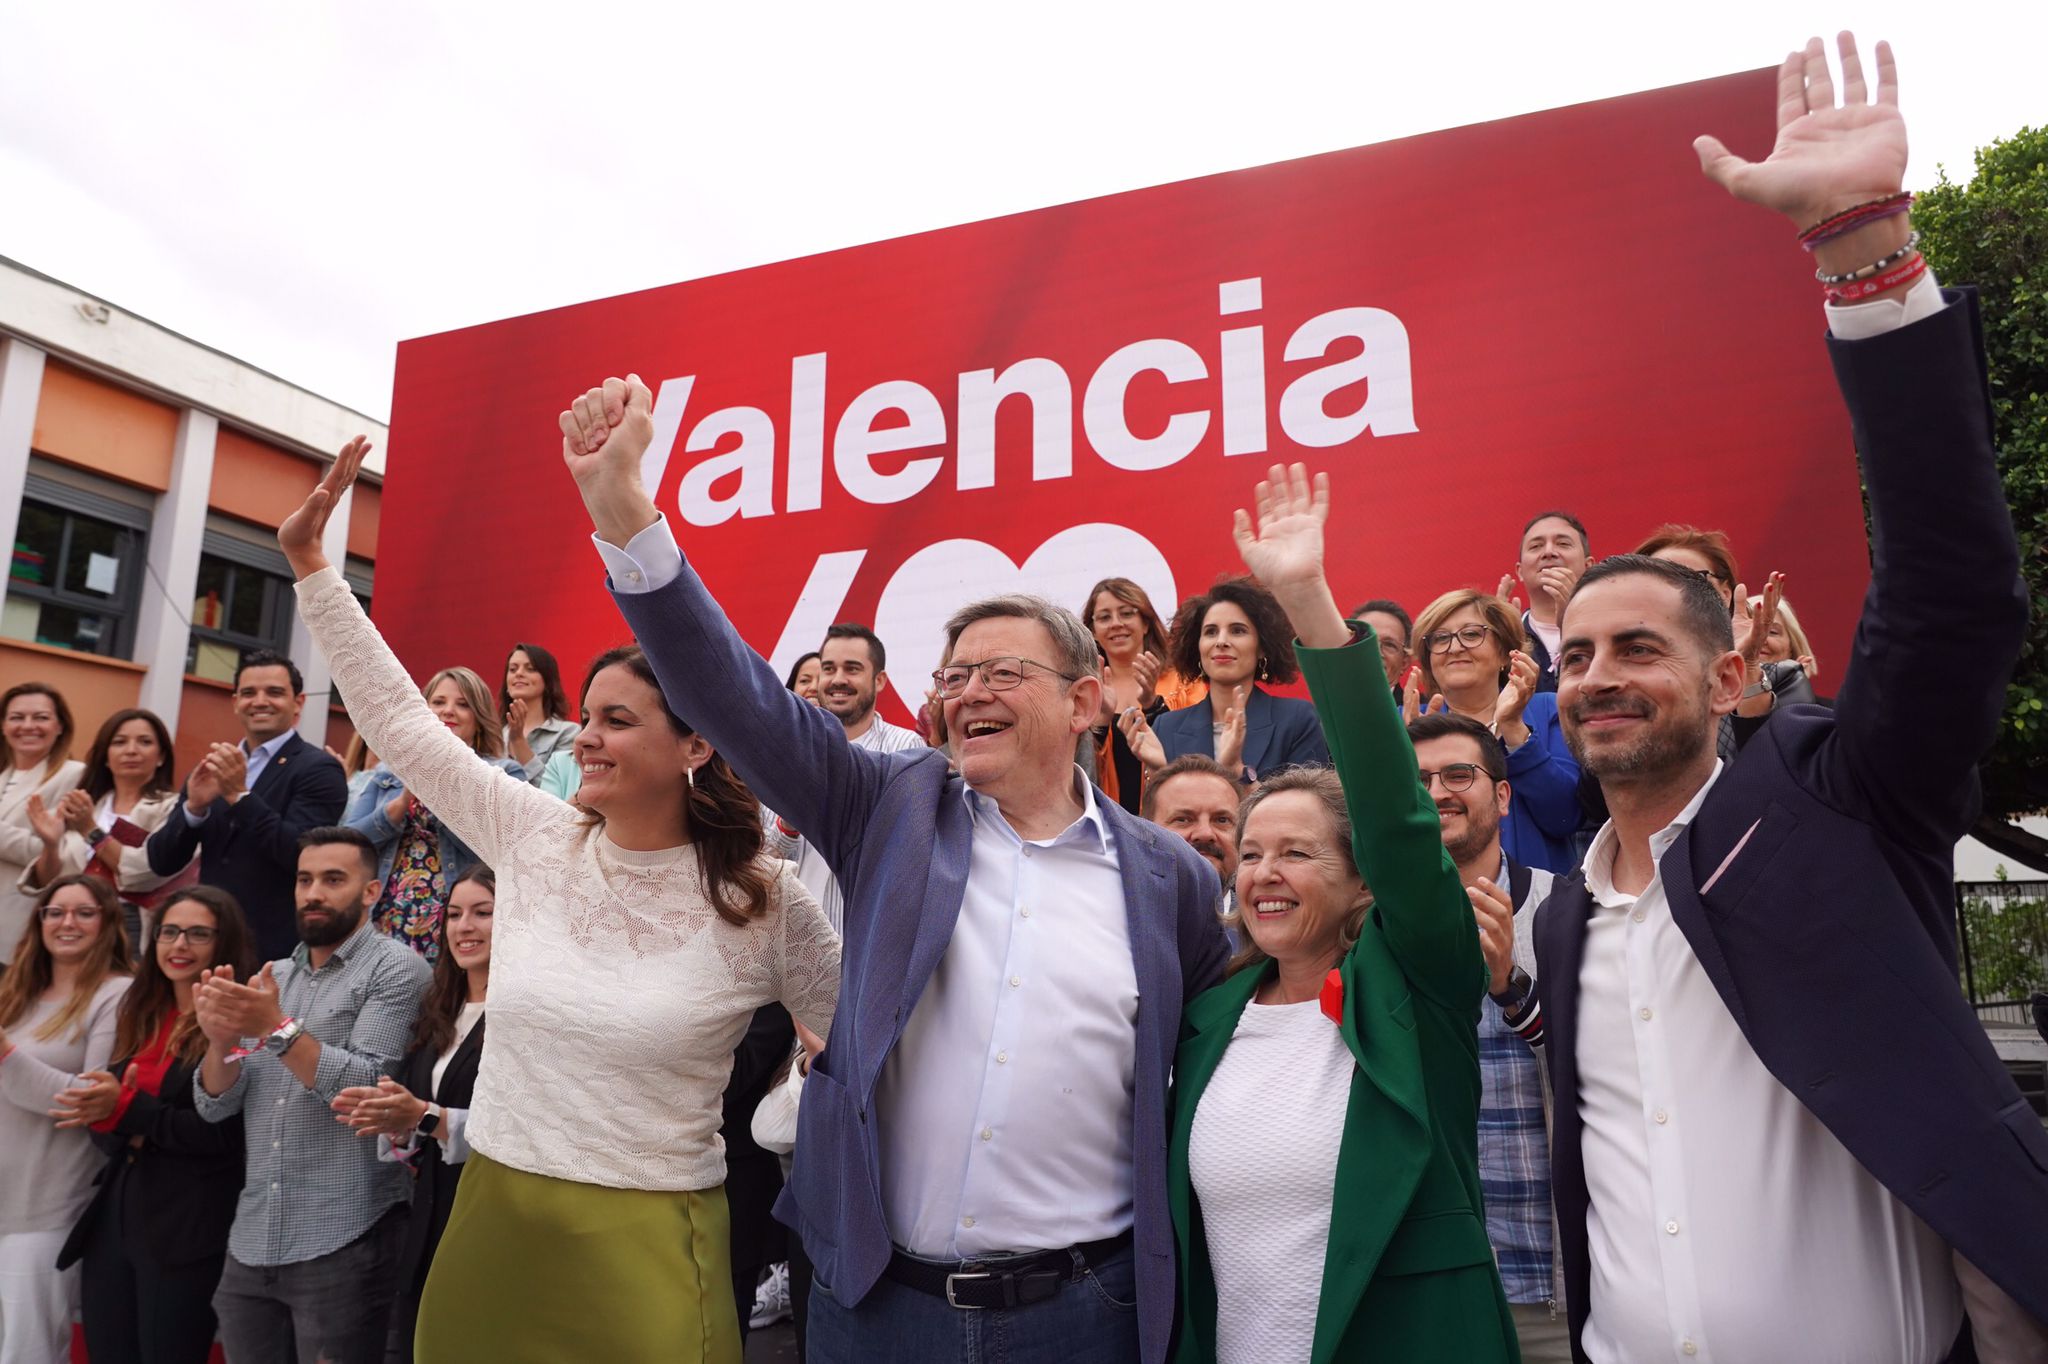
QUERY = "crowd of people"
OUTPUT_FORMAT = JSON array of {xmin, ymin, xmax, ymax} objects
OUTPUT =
[{"xmin": 2, "ymin": 31, "xmax": 2046, "ymax": 1364}]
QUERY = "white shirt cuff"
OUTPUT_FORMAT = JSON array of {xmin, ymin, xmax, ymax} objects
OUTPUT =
[
  {"xmin": 591, "ymin": 517, "xmax": 684, "ymax": 594},
  {"xmin": 1825, "ymin": 271, "xmax": 1945, "ymax": 340}
]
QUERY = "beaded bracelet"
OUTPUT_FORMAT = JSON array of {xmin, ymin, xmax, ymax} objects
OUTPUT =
[
  {"xmin": 1824, "ymin": 252, "xmax": 1927, "ymax": 304},
  {"xmin": 1816, "ymin": 232, "xmax": 1920, "ymax": 285},
  {"xmin": 1799, "ymin": 192, "xmax": 1913, "ymax": 250}
]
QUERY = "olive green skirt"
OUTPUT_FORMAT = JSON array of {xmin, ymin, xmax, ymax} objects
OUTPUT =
[{"xmin": 415, "ymin": 1152, "xmax": 741, "ymax": 1364}]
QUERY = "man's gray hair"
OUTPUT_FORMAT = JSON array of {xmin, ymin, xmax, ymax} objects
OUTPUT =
[{"xmin": 943, "ymin": 594, "xmax": 1100, "ymax": 682}]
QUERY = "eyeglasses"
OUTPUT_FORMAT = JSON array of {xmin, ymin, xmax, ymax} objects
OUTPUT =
[
  {"xmin": 931, "ymin": 657, "xmax": 1079, "ymax": 699},
  {"xmin": 156, "ymin": 924, "xmax": 218, "ymax": 945},
  {"xmin": 1375, "ymin": 636, "xmax": 1408, "ymax": 657},
  {"xmin": 1418, "ymin": 763, "xmax": 1486, "ymax": 792},
  {"xmin": 1090, "ymin": 605, "xmax": 1142, "ymax": 627},
  {"xmin": 1422, "ymin": 624, "xmax": 1494, "ymax": 654},
  {"xmin": 41, "ymin": 906, "xmax": 103, "ymax": 923}
]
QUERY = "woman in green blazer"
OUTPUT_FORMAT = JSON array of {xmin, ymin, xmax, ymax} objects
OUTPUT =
[{"xmin": 1166, "ymin": 465, "xmax": 1518, "ymax": 1364}]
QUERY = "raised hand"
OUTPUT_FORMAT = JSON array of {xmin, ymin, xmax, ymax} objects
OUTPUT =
[
  {"xmin": 1132, "ymin": 650, "xmax": 1163, "ymax": 710},
  {"xmin": 1535, "ymin": 561, "xmax": 1581, "ymax": 608},
  {"xmin": 560, "ymin": 375, "xmax": 663, "ymax": 548},
  {"xmin": 1468, "ymin": 878, "xmax": 1516, "ymax": 997},
  {"xmin": 1118, "ymin": 706, "xmax": 1168, "ymax": 772},
  {"xmin": 1734, "ymin": 573, "xmax": 1786, "ymax": 665},
  {"xmin": 1232, "ymin": 463, "xmax": 1348, "ymax": 649},
  {"xmin": 1694, "ymin": 34, "xmax": 1906, "ymax": 229},
  {"xmin": 197, "ymin": 962, "xmax": 284, "ymax": 1040},
  {"xmin": 57, "ymin": 789, "xmax": 96, "ymax": 835},
  {"xmin": 206, "ymin": 744, "xmax": 249, "ymax": 804},
  {"xmin": 1214, "ymin": 685, "xmax": 1249, "ymax": 778},
  {"xmin": 332, "ymin": 1076, "xmax": 427, "ymax": 1138},
  {"xmin": 280, "ymin": 436, "xmax": 371, "ymax": 580},
  {"xmin": 506, "ymin": 696, "xmax": 531, "ymax": 743},
  {"xmin": 192, "ymin": 966, "xmax": 246, "ymax": 1047},
  {"xmin": 24, "ymin": 794, "xmax": 64, "ymax": 847},
  {"xmin": 1494, "ymin": 650, "xmax": 1541, "ymax": 748}
]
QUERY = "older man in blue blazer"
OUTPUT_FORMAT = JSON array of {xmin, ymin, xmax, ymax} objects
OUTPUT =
[
  {"xmin": 556, "ymin": 387, "xmax": 1231, "ymax": 1364},
  {"xmin": 1533, "ymin": 35, "xmax": 2048, "ymax": 1364}
]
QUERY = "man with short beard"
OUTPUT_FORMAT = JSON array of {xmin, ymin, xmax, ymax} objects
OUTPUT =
[
  {"xmin": 192, "ymin": 826, "xmax": 430, "ymax": 1364},
  {"xmin": 1409, "ymin": 711, "xmax": 1565, "ymax": 1362},
  {"xmin": 765, "ymin": 623, "xmax": 924, "ymax": 935},
  {"xmin": 1139, "ymin": 754, "xmax": 1241, "ymax": 908},
  {"xmin": 1530, "ymin": 35, "xmax": 2047, "ymax": 1360}
]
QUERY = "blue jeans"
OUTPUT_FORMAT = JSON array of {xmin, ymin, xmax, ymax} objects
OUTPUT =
[{"xmin": 807, "ymin": 1244, "xmax": 1139, "ymax": 1364}]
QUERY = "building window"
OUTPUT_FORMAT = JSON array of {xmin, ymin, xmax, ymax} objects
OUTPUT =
[
  {"xmin": 186, "ymin": 539, "xmax": 295, "ymax": 684},
  {"xmin": 3, "ymin": 489, "xmax": 146, "ymax": 658}
]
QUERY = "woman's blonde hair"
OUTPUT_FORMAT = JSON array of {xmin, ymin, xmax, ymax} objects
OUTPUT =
[
  {"xmin": 1410, "ymin": 589, "xmax": 1528, "ymax": 696},
  {"xmin": 1760, "ymin": 596, "xmax": 1816, "ymax": 673},
  {"xmin": 1223, "ymin": 768, "xmax": 1372, "ymax": 979},
  {"xmin": 424, "ymin": 667, "xmax": 505, "ymax": 759}
]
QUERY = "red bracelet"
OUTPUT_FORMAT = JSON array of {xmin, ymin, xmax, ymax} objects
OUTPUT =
[
  {"xmin": 1824, "ymin": 252, "xmax": 1928, "ymax": 304},
  {"xmin": 1799, "ymin": 192, "xmax": 1914, "ymax": 249}
]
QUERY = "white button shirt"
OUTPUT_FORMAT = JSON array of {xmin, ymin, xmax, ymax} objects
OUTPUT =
[
  {"xmin": 876, "ymin": 771, "xmax": 1138, "ymax": 1258},
  {"xmin": 1577, "ymin": 762, "xmax": 1960, "ymax": 1364}
]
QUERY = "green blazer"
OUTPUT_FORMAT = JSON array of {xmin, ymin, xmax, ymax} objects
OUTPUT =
[{"xmin": 1167, "ymin": 632, "xmax": 1519, "ymax": 1364}]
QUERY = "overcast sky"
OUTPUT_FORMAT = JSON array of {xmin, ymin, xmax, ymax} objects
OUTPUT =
[{"xmin": 3, "ymin": 1, "xmax": 2039, "ymax": 423}]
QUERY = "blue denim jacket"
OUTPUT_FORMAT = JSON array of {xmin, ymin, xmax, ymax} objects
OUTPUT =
[{"xmin": 341, "ymin": 757, "xmax": 524, "ymax": 887}]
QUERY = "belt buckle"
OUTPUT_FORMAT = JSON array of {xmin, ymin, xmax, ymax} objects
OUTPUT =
[{"xmin": 945, "ymin": 1271, "xmax": 991, "ymax": 1309}]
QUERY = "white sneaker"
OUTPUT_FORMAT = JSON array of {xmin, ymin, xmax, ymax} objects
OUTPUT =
[{"xmin": 749, "ymin": 1261, "xmax": 792, "ymax": 1328}]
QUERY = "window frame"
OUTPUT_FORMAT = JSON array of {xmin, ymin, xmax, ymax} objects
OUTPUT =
[
  {"xmin": 5, "ymin": 473, "xmax": 150, "ymax": 659},
  {"xmin": 185, "ymin": 533, "xmax": 298, "ymax": 680}
]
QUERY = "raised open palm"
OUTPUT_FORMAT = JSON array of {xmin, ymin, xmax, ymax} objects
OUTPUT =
[
  {"xmin": 1231, "ymin": 463, "xmax": 1329, "ymax": 596},
  {"xmin": 1694, "ymin": 34, "xmax": 1905, "ymax": 226}
]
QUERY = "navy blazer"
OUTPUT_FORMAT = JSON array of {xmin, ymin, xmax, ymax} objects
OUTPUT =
[
  {"xmin": 611, "ymin": 561, "xmax": 1231, "ymax": 1364},
  {"xmin": 1152, "ymin": 685, "xmax": 1329, "ymax": 779},
  {"xmin": 1533, "ymin": 293, "xmax": 2048, "ymax": 1358},
  {"xmin": 146, "ymin": 733, "xmax": 347, "ymax": 960}
]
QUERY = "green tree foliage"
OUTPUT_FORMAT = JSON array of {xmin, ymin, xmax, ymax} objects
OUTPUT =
[
  {"xmin": 1915, "ymin": 127, "xmax": 2048, "ymax": 818},
  {"xmin": 1961, "ymin": 873, "xmax": 2048, "ymax": 1002}
]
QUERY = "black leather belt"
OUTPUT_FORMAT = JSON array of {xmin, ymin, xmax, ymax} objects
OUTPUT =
[{"xmin": 884, "ymin": 1229, "xmax": 1133, "ymax": 1310}]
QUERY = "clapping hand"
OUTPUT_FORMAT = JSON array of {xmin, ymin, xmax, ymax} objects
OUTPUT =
[
  {"xmin": 1131, "ymin": 650, "xmax": 1164, "ymax": 710},
  {"xmin": 1493, "ymin": 650, "xmax": 1541, "ymax": 748},
  {"xmin": 1400, "ymin": 668, "xmax": 1450, "ymax": 725},
  {"xmin": 279, "ymin": 436, "xmax": 371, "ymax": 580},
  {"xmin": 1495, "ymin": 574, "xmax": 1523, "ymax": 614},
  {"xmin": 331, "ymin": 1076, "xmax": 428, "ymax": 1138},
  {"xmin": 58, "ymin": 789, "xmax": 96, "ymax": 836},
  {"xmin": 24, "ymin": 795, "xmax": 64, "ymax": 847},
  {"xmin": 1118, "ymin": 706, "xmax": 1168, "ymax": 772},
  {"xmin": 51, "ymin": 1065, "xmax": 136, "ymax": 1130},
  {"xmin": 1213, "ymin": 685, "xmax": 1250, "ymax": 778},
  {"xmin": 1694, "ymin": 34, "xmax": 1906, "ymax": 230},
  {"xmin": 194, "ymin": 964, "xmax": 285, "ymax": 1044},
  {"xmin": 1469, "ymin": 878, "xmax": 1517, "ymax": 998},
  {"xmin": 205, "ymin": 744, "xmax": 249, "ymax": 804},
  {"xmin": 1733, "ymin": 573, "xmax": 1786, "ymax": 667}
]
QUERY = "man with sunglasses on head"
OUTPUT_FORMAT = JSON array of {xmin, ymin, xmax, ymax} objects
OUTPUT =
[
  {"xmin": 554, "ymin": 381, "xmax": 1230, "ymax": 1364},
  {"xmin": 1410, "ymin": 711, "xmax": 1567, "ymax": 1362}
]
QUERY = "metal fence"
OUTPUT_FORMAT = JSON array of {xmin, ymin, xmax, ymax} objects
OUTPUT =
[{"xmin": 1955, "ymin": 879, "xmax": 2048, "ymax": 1022}]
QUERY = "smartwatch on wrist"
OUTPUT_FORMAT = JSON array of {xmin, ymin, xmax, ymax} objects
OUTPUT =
[
  {"xmin": 1490, "ymin": 965, "xmax": 1533, "ymax": 1011},
  {"xmin": 84, "ymin": 827, "xmax": 108, "ymax": 849},
  {"xmin": 417, "ymin": 1105, "xmax": 442, "ymax": 1139}
]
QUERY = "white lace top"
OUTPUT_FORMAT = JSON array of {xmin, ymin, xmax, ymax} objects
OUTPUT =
[{"xmin": 296, "ymin": 567, "xmax": 840, "ymax": 1192}]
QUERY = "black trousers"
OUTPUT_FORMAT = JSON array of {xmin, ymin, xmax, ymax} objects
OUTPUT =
[{"xmin": 79, "ymin": 1175, "xmax": 226, "ymax": 1364}]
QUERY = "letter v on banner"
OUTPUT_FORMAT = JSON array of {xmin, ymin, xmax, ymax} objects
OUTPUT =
[{"xmin": 766, "ymin": 549, "xmax": 867, "ymax": 682}]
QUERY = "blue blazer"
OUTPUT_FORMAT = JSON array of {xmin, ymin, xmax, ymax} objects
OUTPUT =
[
  {"xmin": 1152, "ymin": 685, "xmax": 1330, "ymax": 779},
  {"xmin": 1497, "ymin": 692, "xmax": 1580, "ymax": 876},
  {"xmin": 610, "ymin": 563, "xmax": 1232, "ymax": 1364},
  {"xmin": 342, "ymin": 757, "xmax": 526, "ymax": 889},
  {"xmin": 1533, "ymin": 293, "xmax": 2048, "ymax": 1356}
]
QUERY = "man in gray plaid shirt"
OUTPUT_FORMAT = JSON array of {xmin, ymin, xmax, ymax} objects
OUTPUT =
[{"xmin": 195, "ymin": 825, "xmax": 431, "ymax": 1364}]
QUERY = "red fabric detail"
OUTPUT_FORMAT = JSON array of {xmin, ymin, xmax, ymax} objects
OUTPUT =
[
  {"xmin": 1318, "ymin": 968, "xmax": 1345, "ymax": 1025},
  {"xmin": 91, "ymin": 1012, "xmax": 178, "ymax": 1134}
]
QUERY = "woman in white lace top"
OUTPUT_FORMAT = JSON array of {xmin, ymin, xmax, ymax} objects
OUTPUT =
[{"xmin": 278, "ymin": 438, "xmax": 840, "ymax": 1364}]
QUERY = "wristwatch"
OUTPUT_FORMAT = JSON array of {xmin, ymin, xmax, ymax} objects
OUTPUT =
[
  {"xmin": 1490, "ymin": 965, "xmax": 1534, "ymax": 1011},
  {"xmin": 84, "ymin": 827, "xmax": 108, "ymax": 849},
  {"xmin": 262, "ymin": 1017, "xmax": 306, "ymax": 1058},
  {"xmin": 417, "ymin": 1105, "xmax": 442, "ymax": 1139}
]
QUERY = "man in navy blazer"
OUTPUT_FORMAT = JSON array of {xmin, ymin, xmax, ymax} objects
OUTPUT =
[
  {"xmin": 147, "ymin": 651, "xmax": 347, "ymax": 961},
  {"xmin": 558, "ymin": 385, "xmax": 1230, "ymax": 1364},
  {"xmin": 1533, "ymin": 35, "xmax": 2048, "ymax": 1363}
]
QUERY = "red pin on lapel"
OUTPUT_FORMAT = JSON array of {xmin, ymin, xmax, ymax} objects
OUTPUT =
[{"xmin": 1319, "ymin": 968, "xmax": 1344, "ymax": 1025}]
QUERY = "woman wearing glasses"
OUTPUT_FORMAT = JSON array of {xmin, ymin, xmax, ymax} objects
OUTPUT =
[
  {"xmin": 1406, "ymin": 589, "xmax": 1580, "ymax": 873},
  {"xmin": 1133, "ymin": 578, "xmax": 1330, "ymax": 787},
  {"xmin": 0, "ymin": 875, "xmax": 133, "ymax": 1362},
  {"xmin": 1083, "ymin": 578, "xmax": 1206, "ymax": 812},
  {"xmin": 56, "ymin": 886, "xmax": 256, "ymax": 1364}
]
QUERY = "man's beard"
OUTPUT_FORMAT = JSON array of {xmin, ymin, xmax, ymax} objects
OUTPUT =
[
  {"xmin": 1442, "ymin": 803, "xmax": 1501, "ymax": 867},
  {"xmin": 1188, "ymin": 836, "xmax": 1232, "ymax": 885},
  {"xmin": 1565, "ymin": 681, "xmax": 1715, "ymax": 785},
  {"xmin": 297, "ymin": 901, "xmax": 364, "ymax": 948},
  {"xmin": 827, "ymin": 688, "xmax": 876, "ymax": 728}
]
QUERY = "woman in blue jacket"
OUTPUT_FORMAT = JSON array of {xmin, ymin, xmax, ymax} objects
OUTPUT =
[{"xmin": 344, "ymin": 666, "xmax": 523, "ymax": 960}]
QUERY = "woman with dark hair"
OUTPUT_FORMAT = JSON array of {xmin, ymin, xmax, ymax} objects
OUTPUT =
[
  {"xmin": 333, "ymin": 866, "xmax": 496, "ymax": 1363},
  {"xmin": 20, "ymin": 708, "xmax": 192, "ymax": 948},
  {"xmin": 279, "ymin": 438, "xmax": 839, "ymax": 1364},
  {"xmin": 346, "ymin": 666, "xmax": 526, "ymax": 960},
  {"xmin": 1128, "ymin": 577, "xmax": 1330, "ymax": 784},
  {"xmin": 1082, "ymin": 577, "xmax": 1205, "ymax": 812},
  {"xmin": 501, "ymin": 644, "xmax": 581, "ymax": 787},
  {"xmin": 1, "ymin": 681, "xmax": 85, "ymax": 967},
  {"xmin": 0, "ymin": 874, "xmax": 132, "ymax": 1361},
  {"xmin": 783, "ymin": 652, "xmax": 822, "ymax": 703},
  {"xmin": 1404, "ymin": 587, "xmax": 1579, "ymax": 873},
  {"xmin": 55, "ymin": 885, "xmax": 256, "ymax": 1364},
  {"xmin": 1167, "ymin": 467, "xmax": 1515, "ymax": 1363}
]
